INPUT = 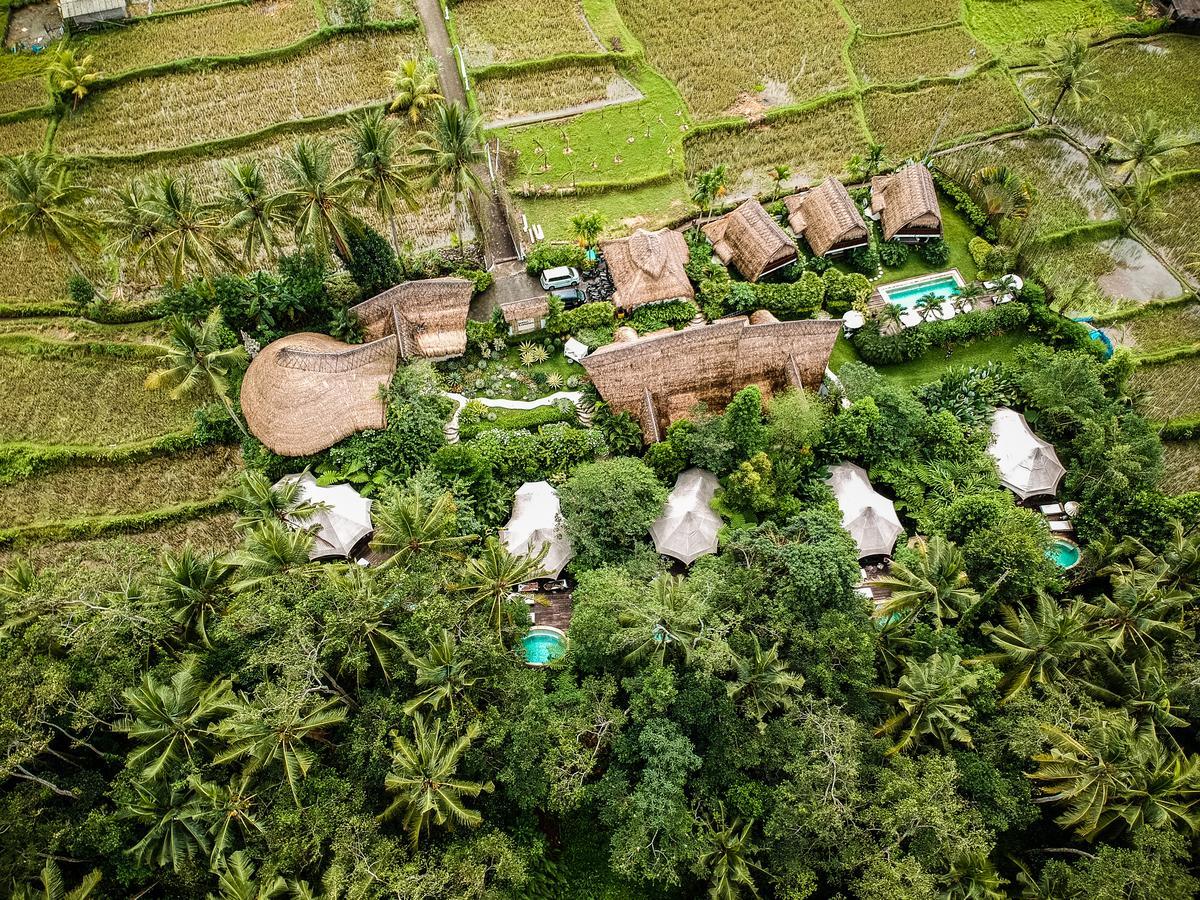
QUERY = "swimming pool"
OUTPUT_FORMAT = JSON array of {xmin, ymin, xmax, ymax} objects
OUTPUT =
[
  {"xmin": 877, "ymin": 270, "xmax": 965, "ymax": 311},
  {"xmin": 520, "ymin": 625, "xmax": 568, "ymax": 666},
  {"xmin": 1046, "ymin": 538, "xmax": 1081, "ymax": 570}
]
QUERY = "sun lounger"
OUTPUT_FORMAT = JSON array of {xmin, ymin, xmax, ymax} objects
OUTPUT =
[
  {"xmin": 1039, "ymin": 503, "xmax": 1065, "ymax": 515},
  {"xmin": 1049, "ymin": 520, "xmax": 1074, "ymax": 533}
]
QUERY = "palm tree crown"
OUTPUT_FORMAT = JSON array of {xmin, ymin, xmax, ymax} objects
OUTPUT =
[
  {"xmin": 145, "ymin": 309, "xmax": 249, "ymax": 436},
  {"xmin": 0, "ymin": 152, "xmax": 98, "ymax": 269},
  {"xmin": 388, "ymin": 56, "xmax": 444, "ymax": 125}
]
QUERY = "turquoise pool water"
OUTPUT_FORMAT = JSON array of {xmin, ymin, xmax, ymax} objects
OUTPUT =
[
  {"xmin": 1047, "ymin": 538, "xmax": 1081, "ymax": 570},
  {"xmin": 879, "ymin": 273, "xmax": 962, "ymax": 310},
  {"xmin": 521, "ymin": 627, "xmax": 567, "ymax": 665}
]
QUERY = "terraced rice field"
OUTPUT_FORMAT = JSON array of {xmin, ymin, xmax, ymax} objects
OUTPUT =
[
  {"xmin": 456, "ymin": 0, "xmax": 600, "ymax": 66},
  {"xmin": 1139, "ymin": 174, "xmax": 1200, "ymax": 285},
  {"xmin": 851, "ymin": 27, "xmax": 988, "ymax": 87},
  {"xmin": 0, "ymin": 235, "xmax": 72, "ymax": 301},
  {"xmin": 966, "ymin": 0, "xmax": 1140, "ymax": 58},
  {"xmin": 1113, "ymin": 303, "xmax": 1200, "ymax": 354},
  {"xmin": 52, "ymin": 30, "xmax": 418, "ymax": 156},
  {"xmin": 613, "ymin": 0, "xmax": 849, "ymax": 118},
  {"xmin": 0, "ymin": 76, "xmax": 47, "ymax": 114},
  {"xmin": 1131, "ymin": 357, "xmax": 1200, "ymax": 423},
  {"xmin": 476, "ymin": 62, "xmax": 637, "ymax": 123},
  {"xmin": 842, "ymin": 0, "xmax": 959, "ymax": 33},
  {"xmin": 1160, "ymin": 441, "xmax": 1200, "ymax": 494},
  {"xmin": 0, "ymin": 116, "xmax": 47, "ymax": 155},
  {"xmin": 1026, "ymin": 234, "xmax": 1183, "ymax": 314}
]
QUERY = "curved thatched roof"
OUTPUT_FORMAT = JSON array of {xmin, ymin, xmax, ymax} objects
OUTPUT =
[
  {"xmin": 350, "ymin": 277, "xmax": 474, "ymax": 360},
  {"xmin": 241, "ymin": 333, "xmax": 397, "ymax": 457},
  {"xmin": 702, "ymin": 200, "xmax": 796, "ymax": 281},
  {"xmin": 785, "ymin": 177, "xmax": 869, "ymax": 257},
  {"xmin": 602, "ymin": 228, "xmax": 694, "ymax": 310},
  {"xmin": 870, "ymin": 164, "xmax": 942, "ymax": 241}
]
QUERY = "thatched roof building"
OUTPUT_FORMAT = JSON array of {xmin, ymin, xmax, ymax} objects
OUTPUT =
[
  {"xmin": 784, "ymin": 177, "xmax": 870, "ymax": 258},
  {"xmin": 826, "ymin": 462, "xmax": 902, "ymax": 560},
  {"xmin": 1168, "ymin": 0, "xmax": 1199, "ymax": 30},
  {"xmin": 602, "ymin": 228, "xmax": 694, "ymax": 310},
  {"xmin": 350, "ymin": 277, "xmax": 474, "ymax": 360},
  {"xmin": 870, "ymin": 164, "xmax": 942, "ymax": 242},
  {"xmin": 702, "ymin": 200, "xmax": 797, "ymax": 281},
  {"xmin": 650, "ymin": 468, "xmax": 722, "ymax": 564},
  {"xmin": 60, "ymin": 0, "xmax": 126, "ymax": 27},
  {"xmin": 500, "ymin": 296, "xmax": 551, "ymax": 335},
  {"xmin": 988, "ymin": 407, "xmax": 1065, "ymax": 500},
  {"xmin": 241, "ymin": 333, "xmax": 397, "ymax": 457},
  {"xmin": 581, "ymin": 311, "xmax": 841, "ymax": 442}
]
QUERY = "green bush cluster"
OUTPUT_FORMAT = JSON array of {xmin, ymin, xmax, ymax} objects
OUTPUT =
[
  {"xmin": 916, "ymin": 238, "xmax": 951, "ymax": 267},
  {"xmin": 458, "ymin": 401, "xmax": 576, "ymax": 441},
  {"xmin": 851, "ymin": 302, "xmax": 1030, "ymax": 364},
  {"xmin": 624, "ymin": 300, "xmax": 698, "ymax": 334},
  {"xmin": 560, "ymin": 301, "xmax": 616, "ymax": 334},
  {"xmin": 879, "ymin": 240, "xmax": 909, "ymax": 268},
  {"xmin": 467, "ymin": 422, "xmax": 606, "ymax": 485},
  {"xmin": 931, "ymin": 169, "xmax": 997, "ymax": 241},
  {"xmin": 525, "ymin": 242, "xmax": 588, "ymax": 275},
  {"xmin": 336, "ymin": 225, "xmax": 400, "ymax": 301}
]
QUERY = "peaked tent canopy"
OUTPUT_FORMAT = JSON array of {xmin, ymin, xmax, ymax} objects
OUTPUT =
[
  {"xmin": 650, "ymin": 468, "xmax": 722, "ymax": 565},
  {"xmin": 988, "ymin": 406, "xmax": 1065, "ymax": 500},
  {"xmin": 826, "ymin": 462, "xmax": 903, "ymax": 559},
  {"xmin": 274, "ymin": 472, "xmax": 374, "ymax": 560},
  {"xmin": 500, "ymin": 481, "xmax": 574, "ymax": 578}
]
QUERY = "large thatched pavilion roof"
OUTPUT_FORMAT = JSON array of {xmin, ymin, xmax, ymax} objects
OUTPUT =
[
  {"xmin": 785, "ymin": 177, "xmax": 870, "ymax": 258},
  {"xmin": 870, "ymin": 164, "xmax": 942, "ymax": 241},
  {"xmin": 350, "ymin": 277, "xmax": 474, "ymax": 360},
  {"xmin": 241, "ymin": 333, "xmax": 397, "ymax": 457},
  {"xmin": 702, "ymin": 200, "xmax": 797, "ymax": 282},
  {"xmin": 581, "ymin": 311, "xmax": 841, "ymax": 442},
  {"xmin": 602, "ymin": 228, "xmax": 694, "ymax": 310}
]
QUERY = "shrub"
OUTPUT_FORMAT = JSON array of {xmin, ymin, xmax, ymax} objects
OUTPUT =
[
  {"xmin": 561, "ymin": 301, "xmax": 615, "ymax": 334},
  {"xmin": 850, "ymin": 303, "xmax": 1030, "ymax": 364},
  {"xmin": 822, "ymin": 269, "xmax": 871, "ymax": 314},
  {"xmin": 968, "ymin": 236, "xmax": 993, "ymax": 269},
  {"xmin": 879, "ymin": 240, "xmax": 909, "ymax": 268},
  {"xmin": 67, "ymin": 274, "xmax": 95, "ymax": 312},
  {"xmin": 847, "ymin": 245, "xmax": 880, "ymax": 275},
  {"xmin": 453, "ymin": 267, "xmax": 494, "ymax": 295},
  {"xmin": 917, "ymin": 238, "xmax": 950, "ymax": 266},
  {"xmin": 559, "ymin": 456, "xmax": 667, "ymax": 569},
  {"xmin": 337, "ymin": 225, "xmax": 401, "ymax": 300},
  {"xmin": 931, "ymin": 169, "xmax": 997, "ymax": 241},
  {"xmin": 626, "ymin": 300, "xmax": 699, "ymax": 334},
  {"xmin": 805, "ymin": 254, "xmax": 833, "ymax": 274},
  {"xmin": 525, "ymin": 242, "xmax": 587, "ymax": 275}
]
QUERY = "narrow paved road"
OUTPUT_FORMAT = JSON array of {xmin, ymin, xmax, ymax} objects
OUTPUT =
[{"xmin": 414, "ymin": 0, "xmax": 518, "ymax": 266}]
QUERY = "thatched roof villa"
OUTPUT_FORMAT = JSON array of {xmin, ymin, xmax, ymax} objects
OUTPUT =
[
  {"xmin": 870, "ymin": 163, "xmax": 942, "ymax": 242},
  {"xmin": 784, "ymin": 177, "xmax": 870, "ymax": 258},
  {"xmin": 602, "ymin": 228, "xmax": 694, "ymax": 310},
  {"xmin": 241, "ymin": 333, "xmax": 398, "ymax": 456},
  {"xmin": 702, "ymin": 200, "xmax": 797, "ymax": 282},
  {"xmin": 581, "ymin": 311, "xmax": 841, "ymax": 442},
  {"xmin": 500, "ymin": 296, "xmax": 551, "ymax": 335},
  {"xmin": 350, "ymin": 277, "xmax": 474, "ymax": 360}
]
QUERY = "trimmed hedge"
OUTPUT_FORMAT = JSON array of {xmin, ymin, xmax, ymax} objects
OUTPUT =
[
  {"xmin": 459, "ymin": 401, "xmax": 576, "ymax": 441},
  {"xmin": 931, "ymin": 169, "xmax": 996, "ymax": 242},
  {"xmin": 624, "ymin": 299, "xmax": 698, "ymax": 334},
  {"xmin": 0, "ymin": 430, "xmax": 210, "ymax": 485},
  {"xmin": 851, "ymin": 302, "xmax": 1030, "ymax": 365},
  {"xmin": 0, "ymin": 333, "xmax": 165, "ymax": 359}
]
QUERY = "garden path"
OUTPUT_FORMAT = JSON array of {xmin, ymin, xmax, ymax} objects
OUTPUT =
[{"xmin": 441, "ymin": 390, "xmax": 589, "ymax": 442}]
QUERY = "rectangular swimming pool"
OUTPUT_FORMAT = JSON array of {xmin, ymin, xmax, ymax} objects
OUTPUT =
[{"xmin": 877, "ymin": 270, "xmax": 964, "ymax": 311}]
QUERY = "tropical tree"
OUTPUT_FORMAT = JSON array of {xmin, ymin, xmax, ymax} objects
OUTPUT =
[
  {"xmin": 220, "ymin": 160, "xmax": 283, "ymax": 267},
  {"xmin": 157, "ymin": 542, "xmax": 234, "ymax": 646},
  {"xmin": 379, "ymin": 714, "xmax": 492, "ymax": 847},
  {"xmin": 412, "ymin": 102, "xmax": 486, "ymax": 244},
  {"xmin": 1083, "ymin": 575, "xmax": 1191, "ymax": 658},
  {"xmin": 618, "ymin": 574, "xmax": 712, "ymax": 667},
  {"xmin": 451, "ymin": 537, "xmax": 547, "ymax": 638},
  {"xmin": 872, "ymin": 535, "xmax": 979, "ymax": 627},
  {"xmin": 207, "ymin": 850, "xmax": 286, "ymax": 900},
  {"xmin": 1029, "ymin": 36, "xmax": 1099, "ymax": 123},
  {"xmin": 0, "ymin": 152, "xmax": 98, "ymax": 270},
  {"xmin": 727, "ymin": 634, "xmax": 805, "ymax": 724},
  {"xmin": 125, "ymin": 779, "xmax": 213, "ymax": 872},
  {"xmin": 191, "ymin": 775, "xmax": 264, "ymax": 865},
  {"xmin": 106, "ymin": 177, "xmax": 159, "ymax": 272},
  {"xmin": 570, "ymin": 210, "xmax": 604, "ymax": 247},
  {"xmin": 115, "ymin": 658, "xmax": 235, "ymax": 779},
  {"xmin": 692, "ymin": 165, "xmax": 728, "ymax": 223},
  {"xmin": 141, "ymin": 174, "xmax": 237, "ymax": 287},
  {"xmin": 954, "ymin": 279, "xmax": 986, "ymax": 313},
  {"xmin": 10, "ymin": 861, "xmax": 101, "ymax": 900},
  {"xmin": 979, "ymin": 598, "xmax": 1100, "ymax": 702},
  {"xmin": 768, "ymin": 164, "xmax": 791, "ymax": 200},
  {"xmin": 1120, "ymin": 521, "xmax": 1200, "ymax": 593},
  {"xmin": 1108, "ymin": 111, "xmax": 1184, "ymax": 185},
  {"xmin": 370, "ymin": 488, "xmax": 473, "ymax": 571},
  {"xmin": 323, "ymin": 566, "xmax": 405, "ymax": 686},
  {"xmin": 849, "ymin": 142, "xmax": 886, "ymax": 180},
  {"xmin": 872, "ymin": 653, "xmax": 976, "ymax": 755},
  {"xmin": 226, "ymin": 518, "xmax": 317, "ymax": 592},
  {"xmin": 1080, "ymin": 654, "xmax": 1189, "ymax": 746},
  {"xmin": 348, "ymin": 108, "xmax": 417, "ymax": 252},
  {"xmin": 47, "ymin": 46, "xmax": 99, "ymax": 109},
  {"xmin": 696, "ymin": 804, "xmax": 762, "ymax": 900},
  {"xmin": 402, "ymin": 629, "xmax": 478, "ymax": 715},
  {"xmin": 939, "ymin": 850, "xmax": 1007, "ymax": 900},
  {"xmin": 876, "ymin": 301, "xmax": 905, "ymax": 335},
  {"xmin": 388, "ymin": 56, "xmax": 444, "ymax": 125},
  {"xmin": 274, "ymin": 137, "xmax": 362, "ymax": 258},
  {"xmin": 915, "ymin": 291, "xmax": 942, "ymax": 322},
  {"xmin": 228, "ymin": 470, "xmax": 322, "ymax": 532},
  {"xmin": 969, "ymin": 165, "xmax": 1035, "ymax": 231}
]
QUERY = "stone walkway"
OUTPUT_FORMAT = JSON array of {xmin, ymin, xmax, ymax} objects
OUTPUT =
[
  {"xmin": 485, "ymin": 87, "xmax": 643, "ymax": 130},
  {"xmin": 442, "ymin": 390, "xmax": 592, "ymax": 442}
]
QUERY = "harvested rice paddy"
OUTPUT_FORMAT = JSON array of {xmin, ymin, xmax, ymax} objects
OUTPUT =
[
  {"xmin": 965, "ymin": 0, "xmax": 1141, "ymax": 58},
  {"xmin": 0, "ymin": 447, "xmax": 241, "ymax": 528},
  {"xmin": 1138, "ymin": 173, "xmax": 1200, "ymax": 285},
  {"xmin": 0, "ymin": 116, "xmax": 47, "ymax": 155},
  {"xmin": 851, "ymin": 27, "xmax": 988, "ymax": 87},
  {"xmin": 52, "ymin": 30, "xmax": 417, "ymax": 156},
  {"xmin": 126, "ymin": 0, "xmax": 227, "ymax": 15},
  {"xmin": 841, "ymin": 0, "xmax": 959, "ymax": 34},
  {"xmin": 370, "ymin": 0, "xmax": 414, "ymax": 20},
  {"xmin": 1160, "ymin": 441, "xmax": 1200, "ymax": 495},
  {"xmin": 1111, "ymin": 303, "xmax": 1200, "ymax": 355},
  {"xmin": 0, "ymin": 316, "xmax": 173, "ymax": 345},
  {"xmin": 613, "ymin": 0, "xmax": 849, "ymax": 118},
  {"xmin": 0, "ymin": 76, "xmax": 47, "ymax": 114},
  {"xmin": 455, "ymin": 0, "xmax": 600, "ymax": 67},
  {"xmin": 476, "ymin": 62, "xmax": 639, "ymax": 125},
  {"xmin": 1131, "ymin": 357, "xmax": 1200, "ymax": 423}
]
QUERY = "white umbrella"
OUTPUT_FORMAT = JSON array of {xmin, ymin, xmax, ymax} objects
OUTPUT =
[
  {"xmin": 274, "ymin": 472, "xmax": 373, "ymax": 560},
  {"xmin": 988, "ymin": 407, "xmax": 1065, "ymax": 500},
  {"xmin": 563, "ymin": 337, "xmax": 589, "ymax": 362},
  {"xmin": 842, "ymin": 309, "xmax": 865, "ymax": 330},
  {"xmin": 500, "ymin": 481, "xmax": 574, "ymax": 577},
  {"xmin": 899, "ymin": 308, "xmax": 923, "ymax": 329},
  {"xmin": 825, "ymin": 462, "xmax": 903, "ymax": 559},
  {"xmin": 938, "ymin": 299, "xmax": 957, "ymax": 320},
  {"xmin": 650, "ymin": 468, "xmax": 722, "ymax": 565}
]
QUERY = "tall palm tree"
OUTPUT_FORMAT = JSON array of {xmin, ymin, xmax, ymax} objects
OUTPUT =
[
  {"xmin": 915, "ymin": 291, "xmax": 942, "ymax": 322},
  {"xmin": 47, "ymin": 45, "xmax": 99, "ymax": 109},
  {"xmin": 219, "ymin": 160, "xmax": 283, "ymax": 267},
  {"xmin": 1029, "ymin": 36, "xmax": 1099, "ymax": 124},
  {"xmin": 379, "ymin": 714, "xmax": 492, "ymax": 847},
  {"xmin": 370, "ymin": 489, "xmax": 473, "ymax": 571},
  {"xmin": 570, "ymin": 210, "xmax": 604, "ymax": 248},
  {"xmin": 348, "ymin": 108, "xmax": 417, "ymax": 253},
  {"xmin": 1080, "ymin": 654, "xmax": 1188, "ymax": 746},
  {"xmin": 324, "ymin": 566, "xmax": 405, "ymax": 686},
  {"xmin": 768, "ymin": 164, "xmax": 791, "ymax": 200},
  {"xmin": 727, "ymin": 634, "xmax": 805, "ymax": 724},
  {"xmin": 451, "ymin": 537, "xmax": 547, "ymax": 639},
  {"xmin": 619, "ymin": 573, "xmax": 709, "ymax": 667},
  {"xmin": 125, "ymin": 779, "xmax": 212, "ymax": 872},
  {"xmin": 157, "ymin": 543, "xmax": 234, "ymax": 647},
  {"xmin": 191, "ymin": 775, "xmax": 264, "ymax": 865},
  {"xmin": 872, "ymin": 653, "xmax": 975, "ymax": 755},
  {"xmin": 979, "ymin": 598, "xmax": 1100, "ymax": 703},
  {"xmin": 208, "ymin": 850, "xmax": 286, "ymax": 900},
  {"xmin": 0, "ymin": 152, "xmax": 98, "ymax": 271},
  {"xmin": 106, "ymin": 177, "xmax": 159, "ymax": 273},
  {"xmin": 1083, "ymin": 575, "xmax": 1191, "ymax": 658},
  {"xmin": 403, "ymin": 630, "xmax": 478, "ymax": 715},
  {"xmin": 1122, "ymin": 521, "xmax": 1200, "ymax": 594},
  {"xmin": 145, "ymin": 309, "xmax": 250, "ymax": 437},
  {"xmin": 228, "ymin": 470, "xmax": 322, "ymax": 532},
  {"xmin": 872, "ymin": 535, "xmax": 979, "ymax": 628},
  {"xmin": 876, "ymin": 301, "xmax": 905, "ymax": 335},
  {"xmin": 11, "ymin": 861, "xmax": 101, "ymax": 900},
  {"xmin": 940, "ymin": 850, "xmax": 1007, "ymax": 900},
  {"xmin": 141, "ymin": 174, "xmax": 237, "ymax": 288},
  {"xmin": 226, "ymin": 518, "xmax": 316, "ymax": 593},
  {"xmin": 115, "ymin": 658, "xmax": 235, "ymax": 780},
  {"xmin": 388, "ymin": 57, "xmax": 444, "ymax": 125},
  {"xmin": 1108, "ymin": 111, "xmax": 1184, "ymax": 185},
  {"xmin": 274, "ymin": 137, "xmax": 362, "ymax": 259},
  {"xmin": 692, "ymin": 164, "xmax": 728, "ymax": 223},
  {"xmin": 697, "ymin": 804, "xmax": 763, "ymax": 900},
  {"xmin": 413, "ymin": 102, "xmax": 486, "ymax": 245},
  {"xmin": 969, "ymin": 165, "xmax": 1035, "ymax": 232}
]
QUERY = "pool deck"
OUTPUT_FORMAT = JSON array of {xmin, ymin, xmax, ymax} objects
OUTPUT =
[{"xmin": 529, "ymin": 589, "xmax": 573, "ymax": 630}]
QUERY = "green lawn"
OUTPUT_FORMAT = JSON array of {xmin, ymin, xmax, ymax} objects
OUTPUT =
[
  {"xmin": 518, "ymin": 176, "xmax": 694, "ymax": 240},
  {"xmin": 833, "ymin": 331, "xmax": 1039, "ymax": 387},
  {"xmin": 965, "ymin": 0, "xmax": 1140, "ymax": 59}
]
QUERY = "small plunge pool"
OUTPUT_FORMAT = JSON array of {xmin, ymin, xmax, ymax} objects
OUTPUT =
[
  {"xmin": 1047, "ymin": 538, "xmax": 1081, "ymax": 570},
  {"xmin": 520, "ymin": 625, "xmax": 568, "ymax": 666}
]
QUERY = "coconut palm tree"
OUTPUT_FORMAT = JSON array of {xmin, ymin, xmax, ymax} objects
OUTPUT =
[
  {"xmin": 1083, "ymin": 575, "xmax": 1191, "ymax": 658},
  {"xmin": 191, "ymin": 775, "xmax": 264, "ymax": 866},
  {"xmin": 141, "ymin": 174, "xmax": 237, "ymax": 288},
  {"xmin": 228, "ymin": 470, "xmax": 322, "ymax": 532},
  {"xmin": 872, "ymin": 653, "xmax": 975, "ymax": 755},
  {"xmin": 940, "ymin": 850, "xmax": 1007, "ymax": 900},
  {"xmin": 876, "ymin": 301, "xmax": 905, "ymax": 335},
  {"xmin": 969, "ymin": 165, "xmax": 1035, "ymax": 232},
  {"xmin": 979, "ymin": 598, "xmax": 1100, "ymax": 703},
  {"xmin": 451, "ymin": 537, "xmax": 547, "ymax": 639},
  {"xmin": 618, "ymin": 573, "xmax": 712, "ymax": 667},
  {"xmin": 208, "ymin": 850, "xmax": 286, "ymax": 900},
  {"xmin": 47, "ymin": 45, "xmax": 99, "ymax": 109},
  {"xmin": 370, "ymin": 488, "xmax": 473, "ymax": 571},
  {"xmin": 692, "ymin": 164, "xmax": 728, "ymax": 223},
  {"xmin": 412, "ymin": 102, "xmax": 486, "ymax": 245},
  {"xmin": 115, "ymin": 658, "xmax": 235, "ymax": 780},
  {"xmin": 10, "ymin": 861, "xmax": 101, "ymax": 900},
  {"xmin": 226, "ymin": 518, "xmax": 316, "ymax": 593},
  {"xmin": 1108, "ymin": 111, "xmax": 1184, "ymax": 185},
  {"xmin": 1121, "ymin": 521, "xmax": 1200, "ymax": 593},
  {"xmin": 106, "ymin": 177, "xmax": 159, "ymax": 273},
  {"xmin": 348, "ymin": 108, "xmax": 417, "ymax": 253},
  {"xmin": 0, "ymin": 152, "xmax": 98, "ymax": 271},
  {"xmin": 125, "ymin": 779, "xmax": 212, "ymax": 872},
  {"xmin": 915, "ymin": 291, "xmax": 942, "ymax": 322},
  {"xmin": 872, "ymin": 535, "xmax": 979, "ymax": 628},
  {"xmin": 570, "ymin": 210, "xmax": 604, "ymax": 248},
  {"xmin": 379, "ymin": 714, "xmax": 492, "ymax": 847},
  {"xmin": 274, "ymin": 137, "xmax": 362, "ymax": 259},
  {"xmin": 727, "ymin": 634, "xmax": 805, "ymax": 724},
  {"xmin": 388, "ymin": 56, "xmax": 444, "ymax": 125},
  {"xmin": 157, "ymin": 543, "xmax": 233, "ymax": 647},
  {"xmin": 323, "ymin": 566, "xmax": 405, "ymax": 686},
  {"xmin": 145, "ymin": 309, "xmax": 250, "ymax": 438},
  {"xmin": 697, "ymin": 804, "xmax": 763, "ymax": 900},
  {"xmin": 768, "ymin": 164, "xmax": 791, "ymax": 200},
  {"xmin": 402, "ymin": 629, "xmax": 478, "ymax": 715},
  {"xmin": 954, "ymin": 279, "xmax": 986, "ymax": 313},
  {"xmin": 219, "ymin": 160, "xmax": 283, "ymax": 267},
  {"xmin": 1080, "ymin": 653, "xmax": 1188, "ymax": 746},
  {"xmin": 1029, "ymin": 35, "xmax": 1099, "ymax": 124}
]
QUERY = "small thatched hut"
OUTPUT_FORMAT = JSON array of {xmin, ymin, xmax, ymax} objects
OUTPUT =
[
  {"xmin": 581, "ymin": 311, "xmax": 841, "ymax": 442},
  {"xmin": 602, "ymin": 228, "xmax": 694, "ymax": 311},
  {"xmin": 350, "ymin": 277, "xmax": 474, "ymax": 360},
  {"xmin": 702, "ymin": 200, "xmax": 797, "ymax": 282},
  {"xmin": 241, "ymin": 333, "xmax": 397, "ymax": 456},
  {"xmin": 500, "ymin": 296, "xmax": 551, "ymax": 335},
  {"xmin": 870, "ymin": 164, "xmax": 942, "ymax": 243},
  {"xmin": 784, "ymin": 177, "xmax": 870, "ymax": 258}
]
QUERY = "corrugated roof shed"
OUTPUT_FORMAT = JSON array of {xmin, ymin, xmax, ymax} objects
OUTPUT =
[{"xmin": 60, "ymin": 0, "xmax": 126, "ymax": 18}]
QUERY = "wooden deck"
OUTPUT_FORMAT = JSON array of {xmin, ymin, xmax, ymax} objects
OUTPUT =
[{"xmin": 527, "ymin": 589, "xmax": 573, "ymax": 630}]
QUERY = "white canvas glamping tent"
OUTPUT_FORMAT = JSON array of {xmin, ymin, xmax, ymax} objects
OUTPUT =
[
  {"xmin": 826, "ymin": 462, "xmax": 903, "ymax": 560},
  {"xmin": 500, "ymin": 481, "xmax": 574, "ymax": 578},
  {"xmin": 274, "ymin": 472, "xmax": 374, "ymax": 560},
  {"xmin": 650, "ymin": 468, "xmax": 722, "ymax": 565},
  {"xmin": 987, "ymin": 407, "xmax": 1065, "ymax": 500}
]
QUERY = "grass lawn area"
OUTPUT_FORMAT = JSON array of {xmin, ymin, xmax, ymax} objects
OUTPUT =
[
  {"xmin": 856, "ymin": 197, "xmax": 981, "ymax": 283},
  {"xmin": 856, "ymin": 332, "xmax": 1038, "ymax": 387},
  {"xmin": 517, "ymin": 177, "xmax": 694, "ymax": 240}
]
